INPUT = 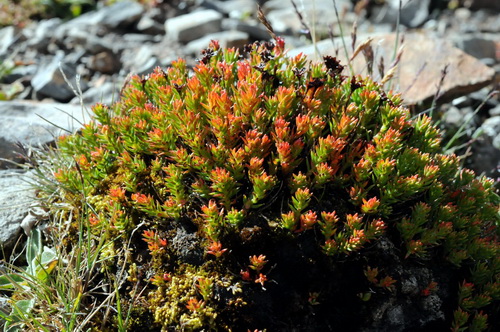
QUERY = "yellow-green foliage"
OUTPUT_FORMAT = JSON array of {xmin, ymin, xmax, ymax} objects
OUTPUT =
[{"xmin": 42, "ymin": 39, "xmax": 499, "ymax": 330}]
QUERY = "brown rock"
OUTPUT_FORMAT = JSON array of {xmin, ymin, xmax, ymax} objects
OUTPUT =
[
  {"xmin": 89, "ymin": 51, "xmax": 121, "ymax": 75},
  {"xmin": 289, "ymin": 32, "xmax": 495, "ymax": 105}
]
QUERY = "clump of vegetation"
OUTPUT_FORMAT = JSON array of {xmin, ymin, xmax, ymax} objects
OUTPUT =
[{"xmin": 5, "ymin": 39, "xmax": 499, "ymax": 330}]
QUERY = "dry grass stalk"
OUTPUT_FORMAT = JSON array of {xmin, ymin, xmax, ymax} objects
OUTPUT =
[{"xmin": 257, "ymin": 5, "xmax": 277, "ymax": 40}]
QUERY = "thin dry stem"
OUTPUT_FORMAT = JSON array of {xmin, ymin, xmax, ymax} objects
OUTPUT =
[{"xmin": 257, "ymin": 5, "xmax": 277, "ymax": 41}]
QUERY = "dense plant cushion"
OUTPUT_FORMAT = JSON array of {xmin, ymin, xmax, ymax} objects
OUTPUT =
[{"xmin": 51, "ymin": 39, "xmax": 499, "ymax": 331}]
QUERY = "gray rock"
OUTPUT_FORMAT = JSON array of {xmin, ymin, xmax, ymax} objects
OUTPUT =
[
  {"xmin": 137, "ymin": 15, "xmax": 165, "ymax": 35},
  {"xmin": 0, "ymin": 170, "xmax": 32, "ymax": 252},
  {"xmin": 372, "ymin": 0, "xmax": 431, "ymax": 28},
  {"xmin": 0, "ymin": 100, "xmax": 88, "ymax": 147},
  {"xmin": 263, "ymin": 0, "xmax": 350, "ymax": 12},
  {"xmin": 213, "ymin": 0, "xmax": 257, "ymax": 19},
  {"xmin": 453, "ymin": 34, "xmax": 497, "ymax": 60},
  {"xmin": 2, "ymin": 63, "xmax": 38, "ymax": 85},
  {"xmin": 65, "ymin": 30, "xmax": 113, "ymax": 54},
  {"xmin": 121, "ymin": 45, "xmax": 161, "ymax": 76},
  {"xmin": 266, "ymin": 0, "xmax": 352, "ymax": 35},
  {"xmin": 71, "ymin": 81, "xmax": 121, "ymax": 106},
  {"xmin": 100, "ymin": 0, "xmax": 145, "ymax": 29},
  {"xmin": 26, "ymin": 18, "xmax": 62, "ymax": 52},
  {"xmin": 0, "ymin": 26, "xmax": 19, "ymax": 57},
  {"xmin": 31, "ymin": 53, "xmax": 89, "ymax": 102},
  {"xmin": 481, "ymin": 116, "xmax": 500, "ymax": 138},
  {"xmin": 492, "ymin": 134, "xmax": 500, "ymax": 150},
  {"xmin": 122, "ymin": 33, "xmax": 160, "ymax": 44},
  {"xmin": 54, "ymin": 1, "xmax": 144, "ymax": 37},
  {"xmin": 136, "ymin": 57, "xmax": 161, "ymax": 77},
  {"xmin": 471, "ymin": 135, "xmax": 500, "ymax": 176},
  {"xmin": 223, "ymin": 19, "xmax": 271, "ymax": 41},
  {"xmin": 489, "ymin": 104, "xmax": 500, "ymax": 116},
  {"xmin": 185, "ymin": 31, "xmax": 249, "ymax": 55},
  {"xmin": 165, "ymin": 9, "xmax": 223, "ymax": 43},
  {"xmin": 442, "ymin": 106, "xmax": 478, "ymax": 135}
]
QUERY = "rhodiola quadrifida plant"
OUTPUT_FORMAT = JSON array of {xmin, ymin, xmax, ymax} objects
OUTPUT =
[{"xmin": 28, "ymin": 38, "xmax": 499, "ymax": 331}]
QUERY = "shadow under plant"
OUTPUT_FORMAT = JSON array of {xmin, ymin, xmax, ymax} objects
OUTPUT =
[{"xmin": 5, "ymin": 39, "xmax": 499, "ymax": 331}]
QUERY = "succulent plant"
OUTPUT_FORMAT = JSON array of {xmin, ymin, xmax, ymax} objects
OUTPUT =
[{"xmin": 43, "ymin": 38, "xmax": 499, "ymax": 330}]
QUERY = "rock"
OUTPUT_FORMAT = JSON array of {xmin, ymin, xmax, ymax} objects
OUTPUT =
[
  {"xmin": 470, "ymin": 135, "xmax": 500, "ymax": 176},
  {"xmin": 53, "ymin": 0, "xmax": 144, "ymax": 38},
  {"xmin": 211, "ymin": 0, "xmax": 257, "ymax": 19},
  {"xmin": 223, "ymin": 19, "xmax": 272, "ymax": 41},
  {"xmin": 468, "ymin": 0, "xmax": 500, "ymax": 11},
  {"xmin": 89, "ymin": 51, "xmax": 121, "ymax": 74},
  {"xmin": 0, "ymin": 137, "xmax": 24, "ymax": 169},
  {"xmin": 288, "ymin": 32, "xmax": 496, "ymax": 105},
  {"xmin": 185, "ymin": 31, "xmax": 249, "ymax": 55},
  {"xmin": 31, "ymin": 53, "xmax": 89, "ymax": 102},
  {"xmin": 265, "ymin": 0, "xmax": 352, "ymax": 36},
  {"xmin": 0, "ymin": 100, "xmax": 87, "ymax": 147},
  {"xmin": 165, "ymin": 9, "xmax": 223, "ymax": 43},
  {"xmin": 137, "ymin": 15, "xmax": 165, "ymax": 35},
  {"xmin": 0, "ymin": 170, "xmax": 32, "ymax": 253},
  {"xmin": 493, "ymin": 134, "xmax": 500, "ymax": 150},
  {"xmin": 70, "ymin": 81, "xmax": 121, "ymax": 106},
  {"xmin": 453, "ymin": 33, "xmax": 498, "ymax": 61},
  {"xmin": 64, "ymin": 30, "xmax": 113, "ymax": 54},
  {"xmin": 97, "ymin": 0, "xmax": 145, "ymax": 29},
  {"xmin": 26, "ymin": 18, "xmax": 62, "ymax": 52},
  {"xmin": 442, "ymin": 106, "xmax": 478, "ymax": 133},
  {"xmin": 393, "ymin": 0, "xmax": 431, "ymax": 28},
  {"xmin": 370, "ymin": 0, "xmax": 431, "ymax": 28},
  {"xmin": 481, "ymin": 116, "xmax": 500, "ymax": 138},
  {"xmin": 0, "ymin": 26, "xmax": 19, "ymax": 57},
  {"xmin": 263, "ymin": 0, "xmax": 350, "ymax": 12},
  {"xmin": 490, "ymin": 104, "xmax": 500, "ymax": 116},
  {"xmin": 121, "ymin": 45, "xmax": 161, "ymax": 76},
  {"xmin": 122, "ymin": 33, "xmax": 160, "ymax": 44}
]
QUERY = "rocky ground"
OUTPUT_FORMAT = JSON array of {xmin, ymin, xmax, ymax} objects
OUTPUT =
[{"xmin": 0, "ymin": 0, "xmax": 499, "ymax": 324}]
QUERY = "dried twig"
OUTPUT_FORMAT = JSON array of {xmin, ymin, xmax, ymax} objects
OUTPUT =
[{"xmin": 257, "ymin": 5, "xmax": 277, "ymax": 40}]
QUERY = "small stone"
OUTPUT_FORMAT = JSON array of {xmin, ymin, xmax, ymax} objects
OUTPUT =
[
  {"xmin": 185, "ymin": 31, "xmax": 249, "ymax": 55},
  {"xmin": 165, "ymin": 9, "xmax": 223, "ymax": 43},
  {"xmin": 222, "ymin": 18, "xmax": 271, "ymax": 41},
  {"xmin": 492, "ymin": 134, "xmax": 500, "ymax": 150},
  {"xmin": 468, "ymin": 0, "xmax": 500, "ymax": 11},
  {"xmin": 0, "ymin": 26, "xmax": 18, "ymax": 57},
  {"xmin": 489, "ymin": 104, "xmax": 500, "ymax": 116},
  {"xmin": 137, "ymin": 16, "xmax": 165, "ymax": 35},
  {"xmin": 265, "ymin": 0, "xmax": 352, "ymax": 36},
  {"xmin": 481, "ymin": 116, "xmax": 500, "ymax": 137},
  {"xmin": 71, "ymin": 81, "xmax": 120, "ymax": 106},
  {"xmin": 26, "ymin": 18, "xmax": 62, "ymax": 52},
  {"xmin": 453, "ymin": 34, "xmax": 497, "ymax": 60},
  {"xmin": 89, "ymin": 51, "xmax": 121, "ymax": 74},
  {"xmin": 31, "ymin": 53, "xmax": 89, "ymax": 102},
  {"xmin": 451, "ymin": 96, "xmax": 470, "ymax": 108},
  {"xmin": 99, "ymin": 0, "xmax": 145, "ymax": 29}
]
